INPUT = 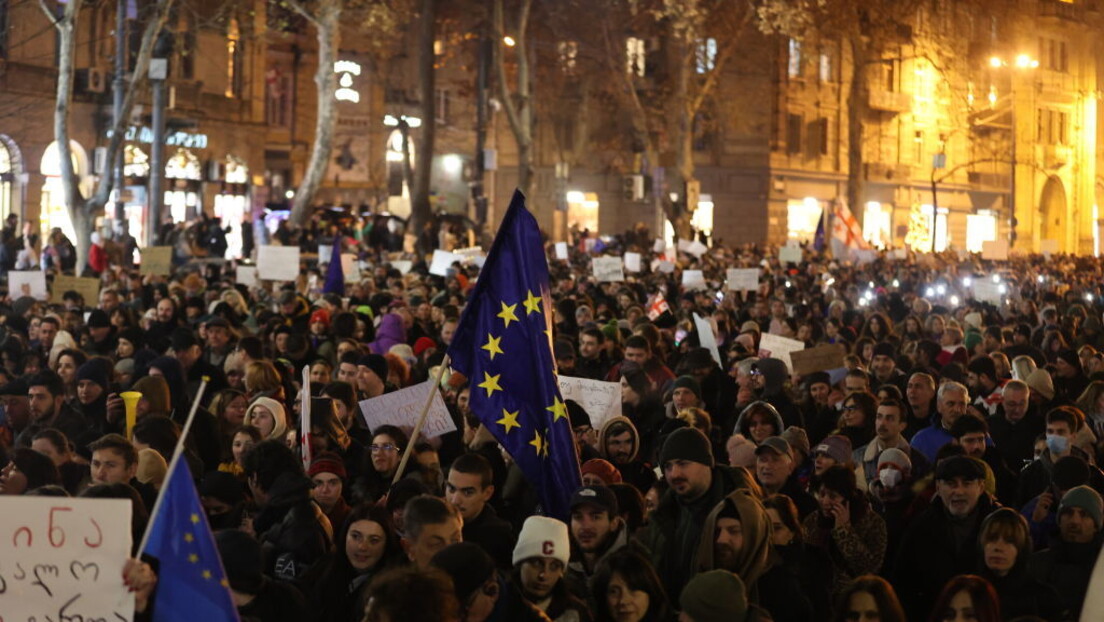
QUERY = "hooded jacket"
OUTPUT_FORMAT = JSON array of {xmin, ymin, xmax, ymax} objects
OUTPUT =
[
  {"xmin": 245, "ymin": 397, "xmax": 289, "ymax": 441},
  {"xmin": 254, "ymin": 471, "xmax": 333, "ymax": 582},
  {"xmin": 732, "ymin": 401, "xmax": 785, "ymax": 440},
  {"xmin": 369, "ymin": 313, "xmax": 406, "ymax": 355},
  {"xmin": 597, "ymin": 416, "xmax": 656, "ymax": 495}
]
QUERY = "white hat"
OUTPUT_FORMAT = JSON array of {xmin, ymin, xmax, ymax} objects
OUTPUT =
[{"xmin": 512, "ymin": 516, "xmax": 569, "ymax": 567}]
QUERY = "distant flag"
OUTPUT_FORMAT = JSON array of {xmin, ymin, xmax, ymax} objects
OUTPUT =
[
  {"xmin": 447, "ymin": 190, "xmax": 581, "ymax": 519},
  {"xmin": 143, "ymin": 457, "xmax": 239, "ymax": 622},
  {"xmin": 647, "ymin": 292, "xmax": 671, "ymax": 321},
  {"xmin": 831, "ymin": 198, "xmax": 870, "ymax": 255},
  {"xmin": 322, "ymin": 239, "xmax": 344, "ymax": 294},
  {"xmin": 300, "ymin": 365, "xmax": 312, "ymax": 471},
  {"xmin": 813, "ymin": 210, "xmax": 826, "ymax": 253}
]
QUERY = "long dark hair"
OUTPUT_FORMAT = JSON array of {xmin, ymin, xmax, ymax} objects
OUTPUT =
[
  {"xmin": 929, "ymin": 575, "xmax": 1001, "ymax": 622},
  {"xmin": 591, "ymin": 548, "xmax": 669, "ymax": 622},
  {"xmin": 834, "ymin": 575, "xmax": 906, "ymax": 622},
  {"xmin": 336, "ymin": 503, "xmax": 401, "ymax": 575}
]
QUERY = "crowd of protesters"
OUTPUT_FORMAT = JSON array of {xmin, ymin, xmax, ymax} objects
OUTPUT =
[{"xmin": 3, "ymin": 212, "xmax": 1104, "ymax": 622}]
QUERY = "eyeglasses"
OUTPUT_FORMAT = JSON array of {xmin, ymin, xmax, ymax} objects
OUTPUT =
[{"xmin": 370, "ymin": 443, "xmax": 398, "ymax": 453}]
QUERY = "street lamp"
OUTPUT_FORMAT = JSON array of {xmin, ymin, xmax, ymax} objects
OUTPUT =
[{"xmin": 988, "ymin": 54, "xmax": 1038, "ymax": 248}]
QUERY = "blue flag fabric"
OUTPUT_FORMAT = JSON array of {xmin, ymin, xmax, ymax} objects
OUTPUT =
[
  {"xmin": 322, "ymin": 239, "xmax": 344, "ymax": 294},
  {"xmin": 813, "ymin": 210, "xmax": 826, "ymax": 253},
  {"xmin": 447, "ymin": 190, "xmax": 581, "ymax": 519},
  {"xmin": 145, "ymin": 457, "xmax": 240, "ymax": 622}
]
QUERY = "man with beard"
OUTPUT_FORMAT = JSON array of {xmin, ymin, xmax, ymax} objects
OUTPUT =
[
  {"xmin": 870, "ymin": 342, "xmax": 908, "ymax": 395},
  {"xmin": 597, "ymin": 416, "xmax": 655, "ymax": 495},
  {"xmin": 802, "ymin": 371, "xmax": 837, "ymax": 445},
  {"xmin": 565, "ymin": 485, "xmax": 628, "ymax": 607},
  {"xmin": 1030, "ymin": 486, "xmax": 1104, "ymax": 618},
  {"xmin": 574, "ymin": 328, "xmax": 612, "ymax": 381},
  {"xmin": 853, "ymin": 398, "xmax": 930, "ymax": 487}
]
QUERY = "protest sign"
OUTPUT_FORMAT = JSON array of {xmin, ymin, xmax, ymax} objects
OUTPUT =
[
  {"xmin": 758, "ymin": 333, "xmax": 806, "ymax": 373},
  {"xmin": 677, "ymin": 239, "xmax": 707, "ymax": 258},
  {"xmin": 139, "ymin": 246, "xmax": 173, "ymax": 276},
  {"xmin": 693, "ymin": 313, "xmax": 722, "ymax": 366},
  {"xmin": 9, "ymin": 270, "xmax": 47, "ymax": 300},
  {"xmin": 557, "ymin": 376, "xmax": 620, "ymax": 429},
  {"xmin": 682, "ymin": 270, "xmax": 706, "ymax": 290},
  {"xmin": 429, "ymin": 249, "xmax": 463, "ymax": 277},
  {"xmin": 1040, "ymin": 239, "xmax": 1058, "ymax": 257},
  {"xmin": 257, "ymin": 245, "xmax": 300, "ymax": 281},
  {"xmin": 624, "ymin": 252, "xmax": 642, "ymax": 272},
  {"xmin": 779, "ymin": 245, "xmax": 802, "ymax": 264},
  {"xmin": 359, "ymin": 380, "xmax": 457, "ymax": 438},
  {"xmin": 554, "ymin": 242, "xmax": 569, "ymax": 260},
  {"xmin": 341, "ymin": 253, "xmax": 361, "ymax": 282},
  {"xmin": 657, "ymin": 260, "xmax": 675, "ymax": 274},
  {"xmin": 317, "ymin": 245, "xmax": 333, "ymax": 263},
  {"xmin": 0, "ymin": 497, "xmax": 135, "ymax": 621},
  {"xmin": 981, "ymin": 239, "xmax": 1009, "ymax": 261},
  {"xmin": 973, "ymin": 279, "xmax": 1003, "ymax": 304},
  {"xmin": 391, "ymin": 260, "xmax": 413, "ymax": 275},
  {"xmin": 236, "ymin": 266, "xmax": 258, "ymax": 287},
  {"xmin": 726, "ymin": 268, "xmax": 759, "ymax": 292},
  {"xmin": 790, "ymin": 343, "xmax": 847, "ymax": 376},
  {"xmin": 593, "ymin": 256, "xmax": 625, "ymax": 282},
  {"xmin": 51, "ymin": 275, "xmax": 100, "ymax": 305},
  {"xmin": 653, "ymin": 238, "xmax": 666, "ymax": 253}
]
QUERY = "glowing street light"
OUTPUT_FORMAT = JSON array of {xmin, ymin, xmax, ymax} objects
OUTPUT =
[
  {"xmin": 503, "ymin": 36, "xmax": 516, "ymax": 47},
  {"xmin": 1015, "ymin": 54, "xmax": 1039, "ymax": 69},
  {"xmin": 989, "ymin": 57, "xmax": 1003, "ymax": 68}
]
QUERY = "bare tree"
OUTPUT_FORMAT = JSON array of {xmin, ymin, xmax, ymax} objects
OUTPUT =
[
  {"xmin": 408, "ymin": 0, "xmax": 435, "ymax": 235},
  {"xmin": 38, "ymin": 0, "xmax": 174, "ymax": 274},
  {"xmin": 493, "ymin": 0, "xmax": 535, "ymax": 201}
]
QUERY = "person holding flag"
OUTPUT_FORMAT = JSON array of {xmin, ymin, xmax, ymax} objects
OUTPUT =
[{"xmin": 446, "ymin": 190, "xmax": 582, "ymax": 520}]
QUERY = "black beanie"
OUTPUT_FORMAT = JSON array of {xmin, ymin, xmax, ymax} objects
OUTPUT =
[
  {"xmin": 75, "ymin": 361, "xmax": 109, "ymax": 390},
  {"xmin": 659, "ymin": 428, "xmax": 714, "ymax": 468},
  {"xmin": 566, "ymin": 399, "xmax": 591, "ymax": 428},
  {"xmin": 872, "ymin": 342, "xmax": 896, "ymax": 359},
  {"xmin": 620, "ymin": 361, "xmax": 649, "ymax": 396},
  {"xmin": 1053, "ymin": 455, "xmax": 1091, "ymax": 491},
  {"xmin": 805, "ymin": 371, "xmax": 831, "ymax": 387},
  {"xmin": 1056, "ymin": 349, "xmax": 1082, "ymax": 372},
  {"xmin": 357, "ymin": 353, "xmax": 389, "ymax": 382},
  {"xmin": 215, "ymin": 530, "xmax": 265, "ymax": 595},
  {"xmin": 431, "ymin": 542, "xmax": 496, "ymax": 602},
  {"xmin": 671, "ymin": 375, "xmax": 702, "ymax": 400}
]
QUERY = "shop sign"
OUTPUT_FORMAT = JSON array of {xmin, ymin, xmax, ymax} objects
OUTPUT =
[{"xmin": 109, "ymin": 127, "xmax": 209, "ymax": 149}]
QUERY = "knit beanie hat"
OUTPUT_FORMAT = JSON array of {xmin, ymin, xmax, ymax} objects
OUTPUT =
[
  {"xmin": 581, "ymin": 458, "xmax": 623, "ymax": 484},
  {"xmin": 1059, "ymin": 485, "xmax": 1104, "ymax": 530},
  {"xmin": 308, "ymin": 451, "xmax": 348, "ymax": 480},
  {"xmin": 513, "ymin": 516, "xmax": 570, "ymax": 566},
  {"xmin": 805, "ymin": 371, "xmax": 831, "ymax": 388},
  {"xmin": 964, "ymin": 330, "xmax": 983, "ymax": 353},
  {"xmin": 75, "ymin": 361, "xmax": 109, "ymax": 390},
  {"xmin": 309, "ymin": 309, "xmax": 330, "ymax": 327},
  {"xmin": 432, "ymin": 543, "xmax": 496, "ymax": 602},
  {"xmin": 1057, "ymin": 348, "xmax": 1083, "ymax": 372},
  {"xmin": 659, "ymin": 427, "xmax": 715, "ymax": 468},
  {"xmin": 620, "ymin": 361, "xmax": 649, "ymax": 396},
  {"xmin": 872, "ymin": 342, "xmax": 896, "ymax": 359},
  {"xmin": 671, "ymin": 375, "xmax": 701, "ymax": 400},
  {"xmin": 877, "ymin": 447, "xmax": 912, "ymax": 472},
  {"xmin": 680, "ymin": 570, "xmax": 749, "ymax": 622},
  {"xmin": 1053, "ymin": 455, "xmax": 1091, "ymax": 491},
  {"xmin": 566, "ymin": 400, "xmax": 591, "ymax": 429},
  {"xmin": 781, "ymin": 426, "xmax": 810, "ymax": 458},
  {"xmin": 413, "ymin": 337, "xmax": 437, "ymax": 357},
  {"xmin": 357, "ymin": 353, "xmax": 389, "ymax": 383}
]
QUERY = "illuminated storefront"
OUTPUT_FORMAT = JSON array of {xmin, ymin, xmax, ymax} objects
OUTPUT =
[
  {"xmin": 165, "ymin": 148, "xmax": 202, "ymax": 224},
  {"xmin": 39, "ymin": 140, "xmax": 90, "ymax": 242},
  {"xmin": 965, "ymin": 210, "xmax": 998, "ymax": 253},
  {"xmin": 862, "ymin": 202, "xmax": 892, "ymax": 249},
  {"xmin": 787, "ymin": 197, "xmax": 824, "ymax": 243},
  {"xmin": 565, "ymin": 191, "xmax": 600, "ymax": 233},
  {"xmin": 214, "ymin": 155, "xmax": 249, "ymax": 259}
]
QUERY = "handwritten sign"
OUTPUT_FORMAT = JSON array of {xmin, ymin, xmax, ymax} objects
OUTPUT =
[
  {"xmin": 50, "ymin": 275, "xmax": 100, "ymax": 305},
  {"xmin": 9, "ymin": 270, "xmax": 48, "ymax": 300},
  {"xmin": 0, "ymin": 497, "xmax": 135, "ymax": 621},
  {"xmin": 554, "ymin": 242, "xmax": 568, "ymax": 260},
  {"xmin": 790, "ymin": 343, "xmax": 846, "ymax": 376},
  {"xmin": 682, "ymin": 270, "xmax": 706, "ymax": 290},
  {"xmin": 139, "ymin": 246, "xmax": 173, "ymax": 276},
  {"xmin": 257, "ymin": 245, "xmax": 301, "ymax": 281},
  {"xmin": 758, "ymin": 333, "xmax": 806, "ymax": 373},
  {"xmin": 429, "ymin": 249, "xmax": 463, "ymax": 277},
  {"xmin": 972, "ymin": 279, "xmax": 1003, "ymax": 304},
  {"xmin": 653, "ymin": 238, "xmax": 666, "ymax": 253},
  {"xmin": 981, "ymin": 239, "xmax": 1009, "ymax": 261},
  {"xmin": 726, "ymin": 268, "xmax": 759, "ymax": 292},
  {"xmin": 693, "ymin": 312, "xmax": 722, "ymax": 366},
  {"xmin": 624, "ymin": 252, "xmax": 642, "ymax": 273},
  {"xmin": 593, "ymin": 256, "xmax": 625, "ymax": 282},
  {"xmin": 558, "ymin": 376, "xmax": 621, "ymax": 429},
  {"xmin": 358, "ymin": 380, "xmax": 457, "ymax": 438},
  {"xmin": 236, "ymin": 266, "xmax": 258, "ymax": 287}
]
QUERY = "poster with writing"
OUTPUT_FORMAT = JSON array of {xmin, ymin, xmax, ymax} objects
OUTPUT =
[
  {"xmin": 358, "ymin": 380, "xmax": 457, "ymax": 438},
  {"xmin": 341, "ymin": 253, "xmax": 361, "ymax": 282},
  {"xmin": 557, "ymin": 376, "xmax": 620, "ymax": 429},
  {"xmin": 391, "ymin": 260, "xmax": 413, "ymax": 275},
  {"xmin": 758, "ymin": 333, "xmax": 806, "ymax": 373},
  {"xmin": 50, "ymin": 275, "xmax": 100, "ymax": 305},
  {"xmin": 726, "ymin": 268, "xmax": 759, "ymax": 292},
  {"xmin": 0, "ymin": 497, "xmax": 135, "ymax": 621},
  {"xmin": 593, "ymin": 256, "xmax": 625, "ymax": 282},
  {"xmin": 779, "ymin": 245, "xmax": 803, "ymax": 264},
  {"xmin": 693, "ymin": 313, "xmax": 722, "ymax": 366},
  {"xmin": 257, "ymin": 246, "xmax": 301, "ymax": 281},
  {"xmin": 653, "ymin": 238, "xmax": 666, "ymax": 253},
  {"xmin": 624, "ymin": 252, "xmax": 642, "ymax": 273},
  {"xmin": 429, "ymin": 250, "xmax": 463, "ymax": 277},
  {"xmin": 682, "ymin": 270, "xmax": 706, "ymax": 290},
  {"xmin": 9, "ymin": 270, "xmax": 48, "ymax": 301},
  {"xmin": 555, "ymin": 242, "xmax": 569, "ymax": 260},
  {"xmin": 981, "ymin": 240, "xmax": 1009, "ymax": 261},
  {"xmin": 790, "ymin": 343, "xmax": 847, "ymax": 376},
  {"xmin": 236, "ymin": 266, "xmax": 258, "ymax": 288},
  {"xmin": 973, "ymin": 279, "xmax": 1003, "ymax": 304},
  {"xmin": 138, "ymin": 246, "xmax": 173, "ymax": 276},
  {"xmin": 317, "ymin": 245, "xmax": 333, "ymax": 263}
]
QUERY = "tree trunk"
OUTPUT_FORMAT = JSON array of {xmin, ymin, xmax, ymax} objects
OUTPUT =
[
  {"xmin": 494, "ymin": 0, "xmax": 534, "ymax": 202},
  {"xmin": 409, "ymin": 0, "xmax": 435, "ymax": 234},
  {"xmin": 290, "ymin": 0, "xmax": 342, "ymax": 227},
  {"xmin": 846, "ymin": 35, "xmax": 868, "ymax": 217}
]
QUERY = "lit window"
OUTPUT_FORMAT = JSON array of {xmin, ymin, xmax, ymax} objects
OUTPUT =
[
  {"xmin": 787, "ymin": 39, "xmax": 802, "ymax": 78},
  {"xmin": 966, "ymin": 211, "xmax": 997, "ymax": 253},
  {"xmin": 626, "ymin": 37, "xmax": 645, "ymax": 76},
  {"xmin": 787, "ymin": 197, "xmax": 822, "ymax": 242},
  {"xmin": 558, "ymin": 40, "xmax": 577, "ymax": 74},
  {"xmin": 123, "ymin": 144, "xmax": 149, "ymax": 178},
  {"xmin": 225, "ymin": 19, "xmax": 242, "ymax": 98},
  {"xmin": 691, "ymin": 194, "xmax": 714, "ymax": 234},
  {"xmin": 696, "ymin": 38, "xmax": 717, "ymax": 74},
  {"xmin": 0, "ymin": 141, "xmax": 10, "ymax": 222},
  {"xmin": 862, "ymin": 202, "xmax": 891, "ymax": 249},
  {"xmin": 819, "ymin": 53, "xmax": 831, "ymax": 82}
]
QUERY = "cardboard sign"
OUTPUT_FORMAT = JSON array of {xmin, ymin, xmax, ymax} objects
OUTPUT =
[
  {"xmin": 139, "ymin": 246, "xmax": 173, "ymax": 276},
  {"xmin": 726, "ymin": 268, "xmax": 759, "ymax": 292},
  {"xmin": 593, "ymin": 256, "xmax": 625, "ymax": 282},
  {"xmin": 682, "ymin": 270, "xmax": 706, "ymax": 290},
  {"xmin": 693, "ymin": 312, "xmax": 722, "ymax": 366},
  {"xmin": 554, "ymin": 242, "xmax": 569, "ymax": 260},
  {"xmin": 779, "ymin": 245, "xmax": 802, "ymax": 264},
  {"xmin": 981, "ymin": 239, "xmax": 1009, "ymax": 261},
  {"xmin": 624, "ymin": 252, "xmax": 642, "ymax": 273},
  {"xmin": 257, "ymin": 245, "xmax": 301, "ymax": 281},
  {"xmin": 51, "ymin": 275, "xmax": 100, "ymax": 305},
  {"xmin": 0, "ymin": 497, "xmax": 135, "ymax": 621},
  {"xmin": 758, "ymin": 333, "xmax": 806, "ymax": 373},
  {"xmin": 236, "ymin": 266, "xmax": 258, "ymax": 287},
  {"xmin": 341, "ymin": 253, "xmax": 361, "ymax": 282},
  {"xmin": 429, "ymin": 249, "xmax": 463, "ymax": 277},
  {"xmin": 557, "ymin": 376, "xmax": 620, "ymax": 429},
  {"xmin": 9, "ymin": 270, "xmax": 48, "ymax": 300},
  {"xmin": 358, "ymin": 380, "xmax": 457, "ymax": 438},
  {"xmin": 790, "ymin": 343, "xmax": 847, "ymax": 376}
]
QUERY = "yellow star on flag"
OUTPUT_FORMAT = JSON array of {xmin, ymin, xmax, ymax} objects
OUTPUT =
[
  {"xmin": 529, "ymin": 430, "xmax": 547, "ymax": 456},
  {"xmin": 523, "ymin": 290, "xmax": 542, "ymax": 315},
  {"xmin": 497, "ymin": 301, "xmax": 519, "ymax": 328},
  {"xmin": 478, "ymin": 371, "xmax": 503, "ymax": 397},
  {"xmin": 202, "ymin": 570, "xmax": 212, "ymax": 580},
  {"xmin": 190, "ymin": 514, "xmax": 200, "ymax": 524},
  {"xmin": 184, "ymin": 533, "xmax": 195, "ymax": 543},
  {"xmin": 482, "ymin": 334, "xmax": 504, "ymax": 361},
  {"xmin": 188, "ymin": 553, "xmax": 199, "ymax": 563},
  {"xmin": 497, "ymin": 408, "xmax": 521, "ymax": 434},
  {"xmin": 547, "ymin": 396, "xmax": 568, "ymax": 423}
]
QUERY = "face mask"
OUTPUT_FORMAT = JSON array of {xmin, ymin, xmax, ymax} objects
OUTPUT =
[
  {"xmin": 1046, "ymin": 434, "xmax": 1069, "ymax": 455},
  {"xmin": 879, "ymin": 469, "xmax": 902, "ymax": 488}
]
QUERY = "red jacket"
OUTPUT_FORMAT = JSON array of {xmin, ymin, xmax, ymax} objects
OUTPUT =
[{"xmin": 89, "ymin": 243, "xmax": 107, "ymax": 273}]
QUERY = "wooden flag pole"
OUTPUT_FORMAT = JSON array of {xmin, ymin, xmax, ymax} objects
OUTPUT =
[{"xmin": 392, "ymin": 355, "xmax": 450, "ymax": 486}]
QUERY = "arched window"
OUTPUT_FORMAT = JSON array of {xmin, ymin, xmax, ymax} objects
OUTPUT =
[{"xmin": 0, "ymin": 140, "xmax": 12, "ymax": 222}]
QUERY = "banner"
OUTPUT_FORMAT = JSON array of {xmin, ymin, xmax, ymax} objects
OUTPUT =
[
  {"xmin": 557, "ymin": 376, "xmax": 620, "ymax": 429},
  {"xmin": 358, "ymin": 380, "xmax": 456, "ymax": 438}
]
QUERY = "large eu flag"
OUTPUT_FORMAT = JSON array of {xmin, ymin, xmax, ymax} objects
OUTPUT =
[
  {"xmin": 448, "ymin": 190, "xmax": 581, "ymax": 519},
  {"xmin": 144, "ymin": 457, "xmax": 240, "ymax": 622}
]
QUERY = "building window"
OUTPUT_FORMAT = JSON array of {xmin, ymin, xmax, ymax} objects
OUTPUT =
[
  {"xmin": 787, "ymin": 39, "xmax": 802, "ymax": 78},
  {"xmin": 177, "ymin": 15, "xmax": 196, "ymax": 80},
  {"xmin": 626, "ymin": 37, "xmax": 645, "ymax": 76},
  {"xmin": 863, "ymin": 202, "xmax": 892, "ymax": 249},
  {"xmin": 435, "ymin": 88, "xmax": 450, "ymax": 125},
  {"xmin": 806, "ymin": 118, "xmax": 828, "ymax": 157},
  {"xmin": 818, "ymin": 53, "xmax": 832, "ymax": 82},
  {"xmin": 787, "ymin": 113, "xmax": 803, "ymax": 155},
  {"xmin": 0, "ymin": 141, "xmax": 11, "ymax": 222},
  {"xmin": 787, "ymin": 197, "xmax": 822, "ymax": 242},
  {"xmin": 558, "ymin": 40, "xmax": 577, "ymax": 75},
  {"xmin": 966, "ymin": 211, "xmax": 997, "ymax": 253},
  {"xmin": 266, "ymin": 68, "xmax": 290, "ymax": 127},
  {"xmin": 0, "ymin": 0, "xmax": 9, "ymax": 59},
  {"xmin": 226, "ymin": 18, "xmax": 243, "ymax": 98},
  {"xmin": 696, "ymin": 38, "xmax": 717, "ymax": 74},
  {"xmin": 1037, "ymin": 108, "xmax": 1068, "ymax": 144}
]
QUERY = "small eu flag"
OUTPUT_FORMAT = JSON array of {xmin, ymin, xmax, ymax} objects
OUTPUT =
[
  {"xmin": 144, "ymin": 457, "xmax": 240, "ymax": 622},
  {"xmin": 447, "ymin": 190, "xmax": 581, "ymax": 519},
  {"xmin": 322, "ymin": 239, "xmax": 344, "ymax": 294}
]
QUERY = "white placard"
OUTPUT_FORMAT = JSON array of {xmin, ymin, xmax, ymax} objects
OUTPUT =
[
  {"xmin": 555, "ymin": 242, "xmax": 569, "ymax": 260},
  {"xmin": 358, "ymin": 380, "xmax": 457, "ymax": 438},
  {"xmin": 429, "ymin": 249, "xmax": 463, "ymax": 277},
  {"xmin": 687, "ymin": 240, "xmax": 708, "ymax": 257},
  {"xmin": 236, "ymin": 266, "xmax": 258, "ymax": 287},
  {"xmin": 657, "ymin": 260, "xmax": 675, "ymax": 274},
  {"xmin": 257, "ymin": 245, "xmax": 301, "ymax": 281},
  {"xmin": 973, "ymin": 280, "xmax": 1003, "ymax": 304},
  {"xmin": 557, "ymin": 376, "xmax": 621, "ymax": 429},
  {"xmin": 653, "ymin": 238, "xmax": 666, "ymax": 253},
  {"xmin": 693, "ymin": 312, "xmax": 722, "ymax": 366},
  {"xmin": 392, "ymin": 260, "xmax": 413, "ymax": 275},
  {"xmin": 0, "ymin": 497, "xmax": 135, "ymax": 621},
  {"xmin": 584, "ymin": 238, "xmax": 597, "ymax": 253},
  {"xmin": 340, "ymin": 253, "xmax": 361, "ymax": 282},
  {"xmin": 758, "ymin": 333, "xmax": 806, "ymax": 373},
  {"xmin": 317, "ymin": 245, "xmax": 333, "ymax": 263},
  {"xmin": 593, "ymin": 256, "xmax": 625, "ymax": 282},
  {"xmin": 726, "ymin": 268, "xmax": 759, "ymax": 292},
  {"xmin": 624, "ymin": 252, "xmax": 642, "ymax": 272},
  {"xmin": 779, "ymin": 245, "xmax": 803, "ymax": 264},
  {"xmin": 981, "ymin": 239, "xmax": 1009, "ymax": 261},
  {"xmin": 9, "ymin": 270, "xmax": 47, "ymax": 300},
  {"xmin": 1040, "ymin": 239, "xmax": 1058, "ymax": 257},
  {"xmin": 682, "ymin": 269, "xmax": 706, "ymax": 290},
  {"xmin": 853, "ymin": 249, "xmax": 878, "ymax": 264}
]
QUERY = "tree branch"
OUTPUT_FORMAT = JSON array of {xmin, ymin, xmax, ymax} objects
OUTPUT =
[
  {"xmin": 36, "ymin": 0, "xmax": 62, "ymax": 29},
  {"xmin": 283, "ymin": 0, "xmax": 320, "ymax": 27},
  {"xmin": 493, "ymin": 0, "xmax": 525, "ymax": 145}
]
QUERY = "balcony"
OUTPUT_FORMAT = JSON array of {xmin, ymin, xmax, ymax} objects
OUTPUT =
[
  {"xmin": 868, "ymin": 89, "xmax": 911, "ymax": 113},
  {"xmin": 865, "ymin": 162, "xmax": 913, "ymax": 182},
  {"xmin": 1039, "ymin": 0, "xmax": 1084, "ymax": 20}
]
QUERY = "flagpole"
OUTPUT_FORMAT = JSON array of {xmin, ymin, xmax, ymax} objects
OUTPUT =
[
  {"xmin": 392, "ymin": 355, "xmax": 450, "ymax": 486},
  {"xmin": 135, "ymin": 376, "xmax": 210, "ymax": 558}
]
